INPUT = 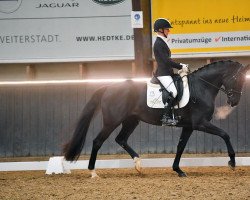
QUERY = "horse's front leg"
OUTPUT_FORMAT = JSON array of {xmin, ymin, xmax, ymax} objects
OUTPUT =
[
  {"xmin": 196, "ymin": 121, "xmax": 236, "ymax": 170},
  {"xmin": 172, "ymin": 127, "xmax": 193, "ymax": 177}
]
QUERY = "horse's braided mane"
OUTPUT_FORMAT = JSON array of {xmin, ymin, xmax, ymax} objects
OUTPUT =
[{"xmin": 192, "ymin": 60, "xmax": 242, "ymax": 74}]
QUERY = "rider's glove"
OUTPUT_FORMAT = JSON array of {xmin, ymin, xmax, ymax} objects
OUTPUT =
[{"xmin": 180, "ymin": 63, "xmax": 189, "ymax": 73}]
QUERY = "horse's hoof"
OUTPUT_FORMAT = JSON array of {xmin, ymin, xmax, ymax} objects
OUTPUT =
[
  {"xmin": 228, "ymin": 161, "xmax": 236, "ymax": 171},
  {"xmin": 178, "ymin": 172, "xmax": 187, "ymax": 177},
  {"xmin": 173, "ymin": 168, "xmax": 187, "ymax": 177},
  {"xmin": 90, "ymin": 170, "xmax": 100, "ymax": 178},
  {"xmin": 134, "ymin": 157, "xmax": 142, "ymax": 174}
]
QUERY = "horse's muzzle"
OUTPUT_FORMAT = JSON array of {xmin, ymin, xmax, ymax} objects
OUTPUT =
[{"xmin": 227, "ymin": 99, "xmax": 237, "ymax": 107}]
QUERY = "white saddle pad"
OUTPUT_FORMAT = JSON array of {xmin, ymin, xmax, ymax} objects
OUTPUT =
[{"xmin": 147, "ymin": 71, "xmax": 190, "ymax": 109}]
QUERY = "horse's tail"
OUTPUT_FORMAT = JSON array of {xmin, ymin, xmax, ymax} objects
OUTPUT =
[{"xmin": 63, "ymin": 87, "xmax": 106, "ymax": 161}]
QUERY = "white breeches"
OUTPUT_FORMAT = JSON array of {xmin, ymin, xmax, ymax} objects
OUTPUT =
[{"xmin": 158, "ymin": 76, "xmax": 177, "ymax": 98}]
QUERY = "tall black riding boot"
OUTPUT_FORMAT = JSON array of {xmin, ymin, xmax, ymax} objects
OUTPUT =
[{"xmin": 161, "ymin": 95, "xmax": 178, "ymax": 126}]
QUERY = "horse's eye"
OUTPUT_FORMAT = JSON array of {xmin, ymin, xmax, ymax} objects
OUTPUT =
[{"xmin": 227, "ymin": 92, "xmax": 233, "ymax": 98}]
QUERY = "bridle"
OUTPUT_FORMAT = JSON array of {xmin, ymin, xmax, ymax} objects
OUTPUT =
[{"xmin": 199, "ymin": 66, "xmax": 243, "ymax": 98}]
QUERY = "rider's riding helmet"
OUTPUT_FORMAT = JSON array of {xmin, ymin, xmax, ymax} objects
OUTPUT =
[{"xmin": 154, "ymin": 18, "xmax": 173, "ymax": 32}]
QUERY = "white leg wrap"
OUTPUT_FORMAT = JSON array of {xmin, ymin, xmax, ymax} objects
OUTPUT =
[
  {"xmin": 90, "ymin": 170, "xmax": 99, "ymax": 178},
  {"xmin": 133, "ymin": 157, "xmax": 142, "ymax": 173}
]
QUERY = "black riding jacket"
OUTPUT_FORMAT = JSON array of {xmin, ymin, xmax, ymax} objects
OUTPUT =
[{"xmin": 153, "ymin": 36, "xmax": 182, "ymax": 76}]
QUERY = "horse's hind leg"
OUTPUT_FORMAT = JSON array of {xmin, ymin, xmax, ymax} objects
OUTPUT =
[
  {"xmin": 88, "ymin": 125, "xmax": 118, "ymax": 178},
  {"xmin": 115, "ymin": 116, "xmax": 141, "ymax": 173}
]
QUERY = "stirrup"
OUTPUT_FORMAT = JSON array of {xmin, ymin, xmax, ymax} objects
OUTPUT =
[
  {"xmin": 162, "ymin": 119, "xmax": 178, "ymax": 126},
  {"xmin": 161, "ymin": 115, "xmax": 178, "ymax": 126}
]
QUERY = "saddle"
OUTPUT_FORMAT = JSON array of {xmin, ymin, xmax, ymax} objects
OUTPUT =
[
  {"xmin": 147, "ymin": 71, "xmax": 190, "ymax": 109},
  {"xmin": 150, "ymin": 74, "xmax": 184, "ymax": 106}
]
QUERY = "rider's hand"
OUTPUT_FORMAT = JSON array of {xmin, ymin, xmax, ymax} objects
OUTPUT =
[{"xmin": 180, "ymin": 63, "xmax": 189, "ymax": 73}]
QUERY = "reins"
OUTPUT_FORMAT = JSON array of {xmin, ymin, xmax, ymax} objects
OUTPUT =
[
  {"xmin": 199, "ymin": 77, "xmax": 228, "ymax": 95},
  {"xmin": 188, "ymin": 64, "xmax": 243, "ymax": 101},
  {"xmin": 198, "ymin": 66, "xmax": 243, "ymax": 97}
]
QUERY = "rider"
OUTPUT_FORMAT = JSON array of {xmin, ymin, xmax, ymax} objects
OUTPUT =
[{"xmin": 153, "ymin": 18, "xmax": 189, "ymax": 126}]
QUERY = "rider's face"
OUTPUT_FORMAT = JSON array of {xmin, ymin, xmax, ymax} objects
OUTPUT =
[{"xmin": 163, "ymin": 28, "xmax": 170, "ymax": 36}]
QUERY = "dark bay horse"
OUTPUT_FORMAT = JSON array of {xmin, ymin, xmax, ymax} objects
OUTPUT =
[{"xmin": 63, "ymin": 60, "xmax": 250, "ymax": 177}]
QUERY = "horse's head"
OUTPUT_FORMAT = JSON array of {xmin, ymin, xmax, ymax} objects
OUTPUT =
[{"xmin": 223, "ymin": 64, "xmax": 250, "ymax": 107}]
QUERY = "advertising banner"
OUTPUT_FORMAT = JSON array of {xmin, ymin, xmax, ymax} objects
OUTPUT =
[
  {"xmin": 152, "ymin": 0, "xmax": 250, "ymax": 57},
  {"xmin": 0, "ymin": 0, "xmax": 134, "ymax": 63}
]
